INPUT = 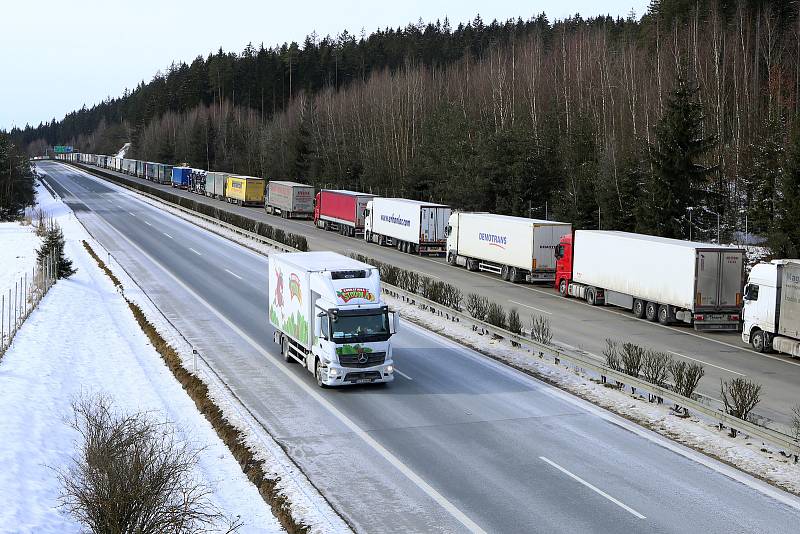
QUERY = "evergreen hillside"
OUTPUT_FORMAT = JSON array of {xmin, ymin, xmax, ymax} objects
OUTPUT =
[{"xmin": 11, "ymin": 1, "xmax": 800, "ymax": 254}]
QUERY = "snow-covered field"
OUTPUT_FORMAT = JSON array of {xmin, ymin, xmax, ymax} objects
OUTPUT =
[
  {"xmin": 0, "ymin": 221, "xmax": 40, "ymax": 296},
  {"xmin": 0, "ymin": 182, "xmax": 283, "ymax": 533}
]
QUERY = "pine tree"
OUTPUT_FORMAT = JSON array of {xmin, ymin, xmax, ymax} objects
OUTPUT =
[
  {"xmin": 646, "ymin": 77, "xmax": 717, "ymax": 239},
  {"xmin": 37, "ymin": 223, "xmax": 76, "ymax": 279},
  {"xmin": 772, "ymin": 129, "xmax": 800, "ymax": 256}
]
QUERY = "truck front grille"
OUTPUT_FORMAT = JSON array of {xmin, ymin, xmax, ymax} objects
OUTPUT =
[
  {"xmin": 343, "ymin": 371, "xmax": 383, "ymax": 382},
  {"xmin": 339, "ymin": 352, "xmax": 386, "ymax": 368}
]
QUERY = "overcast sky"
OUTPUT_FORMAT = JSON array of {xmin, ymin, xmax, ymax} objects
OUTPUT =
[{"xmin": 1, "ymin": 0, "xmax": 649, "ymax": 131}]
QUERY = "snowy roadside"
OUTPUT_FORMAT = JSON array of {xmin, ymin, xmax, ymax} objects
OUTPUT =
[
  {"xmin": 0, "ymin": 182, "xmax": 284, "ymax": 533},
  {"xmin": 0, "ymin": 221, "xmax": 40, "ymax": 296},
  {"xmin": 36, "ymin": 167, "xmax": 351, "ymax": 533},
  {"xmin": 61, "ymin": 163, "xmax": 800, "ymax": 498}
]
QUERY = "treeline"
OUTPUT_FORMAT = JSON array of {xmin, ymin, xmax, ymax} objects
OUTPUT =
[
  {"xmin": 12, "ymin": 0, "xmax": 800, "ymax": 254},
  {"xmin": 0, "ymin": 134, "xmax": 35, "ymax": 221}
]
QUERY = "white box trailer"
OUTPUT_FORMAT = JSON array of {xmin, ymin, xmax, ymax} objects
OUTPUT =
[
  {"xmin": 742, "ymin": 260, "xmax": 800, "ymax": 355},
  {"xmin": 266, "ymin": 181, "xmax": 314, "ymax": 218},
  {"xmin": 268, "ymin": 251, "xmax": 398, "ymax": 387},
  {"xmin": 364, "ymin": 198, "xmax": 451, "ymax": 255},
  {"xmin": 445, "ymin": 212, "xmax": 572, "ymax": 282},
  {"xmin": 559, "ymin": 231, "xmax": 744, "ymax": 331}
]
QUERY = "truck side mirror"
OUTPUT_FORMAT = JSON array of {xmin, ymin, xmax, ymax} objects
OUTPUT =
[{"xmin": 391, "ymin": 311, "xmax": 400, "ymax": 334}]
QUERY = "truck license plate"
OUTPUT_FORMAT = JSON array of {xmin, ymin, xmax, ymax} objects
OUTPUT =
[{"xmin": 356, "ymin": 378, "xmax": 373, "ymax": 384}]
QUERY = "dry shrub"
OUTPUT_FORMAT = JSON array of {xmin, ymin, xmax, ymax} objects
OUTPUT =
[
  {"xmin": 486, "ymin": 302, "xmax": 507, "ymax": 329},
  {"xmin": 507, "ymin": 308, "xmax": 523, "ymax": 335},
  {"xmin": 721, "ymin": 378, "xmax": 762, "ymax": 421},
  {"xmin": 466, "ymin": 293, "xmax": 489, "ymax": 320},
  {"xmin": 620, "ymin": 342, "xmax": 645, "ymax": 378},
  {"xmin": 670, "ymin": 360, "xmax": 705, "ymax": 398},
  {"xmin": 530, "ymin": 314, "xmax": 553, "ymax": 345},
  {"xmin": 58, "ymin": 394, "xmax": 240, "ymax": 534},
  {"xmin": 641, "ymin": 350, "xmax": 672, "ymax": 387},
  {"xmin": 603, "ymin": 339, "xmax": 622, "ymax": 372}
]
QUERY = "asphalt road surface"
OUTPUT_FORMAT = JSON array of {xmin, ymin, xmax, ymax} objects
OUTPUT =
[
  {"xmin": 40, "ymin": 161, "xmax": 800, "ymax": 533},
  {"xmin": 66, "ymin": 161, "xmax": 800, "ymax": 429}
]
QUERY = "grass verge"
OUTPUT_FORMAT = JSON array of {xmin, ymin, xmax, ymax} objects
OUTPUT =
[{"xmin": 81, "ymin": 240, "xmax": 308, "ymax": 533}]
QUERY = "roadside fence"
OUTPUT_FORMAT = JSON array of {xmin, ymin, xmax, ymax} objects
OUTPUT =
[{"xmin": 0, "ymin": 253, "xmax": 58, "ymax": 355}]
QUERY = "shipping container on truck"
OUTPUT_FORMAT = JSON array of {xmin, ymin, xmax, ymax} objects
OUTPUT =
[
  {"xmin": 188, "ymin": 169, "xmax": 206, "ymax": 195},
  {"xmin": 135, "ymin": 160, "xmax": 146, "ymax": 178},
  {"xmin": 313, "ymin": 189, "xmax": 376, "ymax": 237},
  {"xmin": 269, "ymin": 251, "xmax": 398, "ymax": 387},
  {"xmin": 205, "ymin": 171, "xmax": 227, "ymax": 199},
  {"xmin": 742, "ymin": 260, "xmax": 800, "ymax": 356},
  {"xmin": 266, "ymin": 181, "xmax": 314, "ymax": 219},
  {"xmin": 225, "ymin": 175, "xmax": 265, "ymax": 206},
  {"xmin": 171, "ymin": 167, "xmax": 191, "ymax": 188},
  {"xmin": 364, "ymin": 198, "xmax": 452, "ymax": 255},
  {"xmin": 445, "ymin": 212, "xmax": 572, "ymax": 283},
  {"xmin": 555, "ymin": 230, "xmax": 745, "ymax": 331},
  {"xmin": 157, "ymin": 164, "xmax": 173, "ymax": 184}
]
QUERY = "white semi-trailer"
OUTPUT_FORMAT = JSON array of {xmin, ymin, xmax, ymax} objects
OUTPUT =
[
  {"xmin": 266, "ymin": 181, "xmax": 315, "ymax": 219},
  {"xmin": 556, "ymin": 231, "xmax": 745, "ymax": 331},
  {"xmin": 445, "ymin": 212, "xmax": 572, "ymax": 282},
  {"xmin": 269, "ymin": 251, "xmax": 399, "ymax": 387},
  {"xmin": 364, "ymin": 198, "xmax": 451, "ymax": 255},
  {"xmin": 742, "ymin": 260, "xmax": 800, "ymax": 355}
]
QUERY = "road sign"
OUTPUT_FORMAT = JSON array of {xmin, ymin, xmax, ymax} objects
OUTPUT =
[{"xmin": 53, "ymin": 146, "xmax": 73, "ymax": 154}]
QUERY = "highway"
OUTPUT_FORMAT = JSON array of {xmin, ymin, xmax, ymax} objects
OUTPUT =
[
  {"xmin": 67, "ymin": 162, "xmax": 800, "ymax": 428},
  {"xmin": 40, "ymin": 161, "xmax": 800, "ymax": 533}
]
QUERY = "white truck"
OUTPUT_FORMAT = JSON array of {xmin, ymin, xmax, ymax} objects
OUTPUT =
[
  {"xmin": 266, "ymin": 181, "xmax": 315, "ymax": 219},
  {"xmin": 269, "ymin": 251, "xmax": 399, "ymax": 387},
  {"xmin": 445, "ymin": 212, "xmax": 572, "ymax": 282},
  {"xmin": 364, "ymin": 198, "xmax": 451, "ymax": 255},
  {"xmin": 556, "ymin": 231, "xmax": 745, "ymax": 331},
  {"xmin": 742, "ymin": 260, "xmax": 800, "ymax": 355}
]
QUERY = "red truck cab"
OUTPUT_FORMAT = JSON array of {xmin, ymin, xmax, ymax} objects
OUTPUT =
[{"xmin": 554, "ymin": 234, "xmax": 573, "ymax": 296}]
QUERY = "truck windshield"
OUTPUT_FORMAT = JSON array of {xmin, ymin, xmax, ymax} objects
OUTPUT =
[{"xmin": 331, "ymin": 311, "xmax": 390, "ymax": 342}]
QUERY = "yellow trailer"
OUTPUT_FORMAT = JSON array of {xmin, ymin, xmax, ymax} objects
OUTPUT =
[{"xmin": 225, "ymin": 175, "xmax": 266, "ymax": 206}]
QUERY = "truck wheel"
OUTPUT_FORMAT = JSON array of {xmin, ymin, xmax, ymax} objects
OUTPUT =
[
  {"xmin": 448, "ymin": 252, "xmax": 457, "ymax": 265},
  {"xmin": 558, "ymin": 279, "xmax": 568, "ymax": 297},
  {"xmin": 501, "ymin": 265, "xmax": 510, "ymax": 281},
  {"xmin": 633, "ymin": 299, "xmax": 645, "ymax": 318},
  {"xmin": 657, "ymin": 305, "xmax": 671, "ymax": 325},
  {"xmin": 510, "ymin": 267, "xmax": 520, "ymax": 283},
  {"xmin": 645, "ymin": 302, "xmax": 658, "ymax": 322},
  {"xmin": 586, "ymin": 288, "xmax": 597, "ymax": 305},
  {"xmin": 315, "ymin": 359, "xmax": 328, "ymax": 388},
  {"xmin": 751, "ymin": 329, "xmax": 771, "ymax": 353}
]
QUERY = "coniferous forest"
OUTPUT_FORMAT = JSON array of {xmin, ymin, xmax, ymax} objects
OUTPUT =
[{"xmin": 9, "ymin": 0, "xmax": 800, "ymax": 254}]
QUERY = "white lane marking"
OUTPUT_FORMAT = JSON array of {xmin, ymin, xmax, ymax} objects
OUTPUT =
[
  {"xmin": 395, "ymin": 369, "xmax": 413, "ymax": 381},
  {"xmin": 225, "ymin": 268, "xmax": 243, "ymax": 280},
  {"xmin": 92, "ymin": 220, "xmax": 486, "ymax": 534},
  {"xmin": 539, "ymin": 456, "xmax": 646, "ymax": 519},
  {"xmin": 144, "ymin": 221, "xmax": 152, "ymax": 227},
  {"xmin": 668, "ymin": 351, "xmax": 746, "ymax": 376},
  {"xmin": 189, "ymin": 247, "xmax": 202, "ymax": 256},
  {"xmin": 129, "ymin": 211, "xmax": 136, "ymax": 216},
  {"xmin": 509, "ymin": 299, "xmax": 551, "ymax": 315},
  {"xmin": 163, "ymin": 232, "xmax": 173, "ymax": 239}
]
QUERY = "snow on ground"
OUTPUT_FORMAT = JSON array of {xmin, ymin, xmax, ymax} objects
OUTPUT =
[
  {"xmin": 0, "ymin": 182, "xmax": 284, "ymax": 533},
  {"xmin": 0, "ymin": 221, "xmax": 40, "ymax": 297},
  {"xmin": 114, "ymin": 142, "xmax": 130, "ymax": 159},
  {"xmin": 81, "ymin": 164, "xmax": 800, "ymax": 496}
]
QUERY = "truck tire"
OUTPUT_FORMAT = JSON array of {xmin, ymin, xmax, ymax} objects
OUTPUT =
[
  {"xmin": 586, "ymin": 287, "xmax": 597, "ymax": 305},
  {"xmin": 447, "ymin": 251, "xmax": 457, "ymax": 265},
  {"xmin": 751, "ymin": 329, "xmax": 771, "ymax": 353},
  {"xmin": 501, "ymin": 265, "xmax": 510, "ymax": 281},
  {"xmin": 645, "ymin": 301, "xmax": 659, "ymax": 322},
  {"xmin": 633, "ymin": 299, "xmax": 645, "ymax": 318},
  {"xmin": 510, "ymin": 267, "xmax": 520, "ymax": 283},
  {"xmin": 558, "ymin": 279, "xmax": 568, "ymax": 297},
  {"xmin": 467, "ymin": 258, "xmax": 478, "ymax": 272},
  {"xmin": 657, "ymin": 305, "xmax": 671, "ymax": 325},
  {"xmin": 315, "ymin": 359, "xmax": 328, "ymax": 388}
]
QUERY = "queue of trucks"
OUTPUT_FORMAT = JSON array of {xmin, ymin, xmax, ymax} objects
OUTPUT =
[{"xmin": 56, "ymin": 151, "xmax": 800, "ymax": 360}]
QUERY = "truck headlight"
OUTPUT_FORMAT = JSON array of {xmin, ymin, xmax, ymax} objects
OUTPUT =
[
  {"xmin": 386, "ymin": 365, "xmax": 394, "ymax": 373},
  {"xmin": 329, "ymin": 368, "xmax": 339, "ymax": 376}
]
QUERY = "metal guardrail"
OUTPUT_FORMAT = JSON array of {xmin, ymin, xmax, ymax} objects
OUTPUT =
[
  {"xmin": 69, "ymin": 161, "xmax": 800, "ymax": 458},
  {"xmin": 380, "ymin": 284, "xmax": 800, "ymax": 458}
]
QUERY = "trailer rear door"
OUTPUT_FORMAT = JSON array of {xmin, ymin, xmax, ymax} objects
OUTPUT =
[
  {"xmin": 421, "ymin": 207, "xmax": 450, "ymax": 243},
  {"xmin": 696, "ymin": 250, "xmax": 743, "ymax": 309}
]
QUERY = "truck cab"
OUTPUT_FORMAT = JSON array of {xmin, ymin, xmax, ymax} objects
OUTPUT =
[
  {"xmin": 743, "ymin": 260, "xmax": 800, "ymax": 355},
  {"xmin": 554, "ymin": 234, "xmax": 574, "ymax": 295}
]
